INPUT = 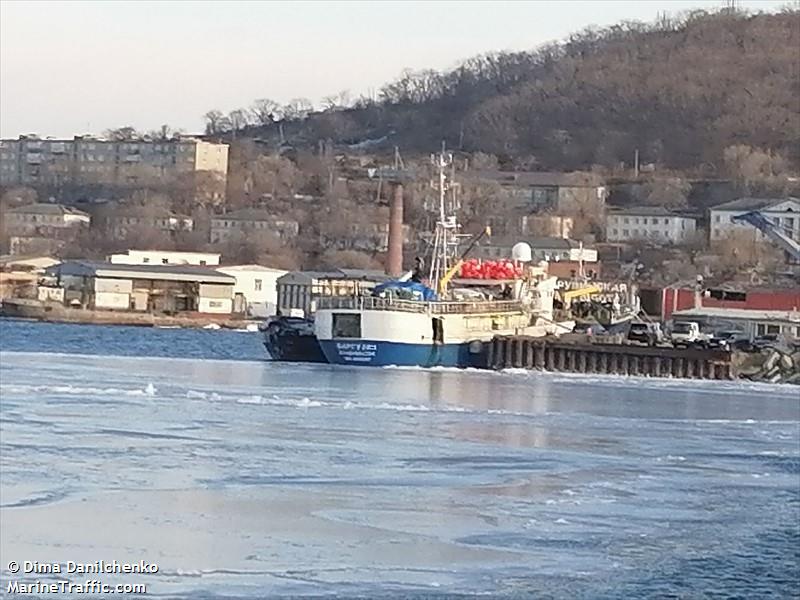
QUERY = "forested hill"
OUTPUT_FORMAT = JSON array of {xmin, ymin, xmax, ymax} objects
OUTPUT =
[{"xmin": 235, "ymin": 9, "xmax": 799, "ymax": 172}]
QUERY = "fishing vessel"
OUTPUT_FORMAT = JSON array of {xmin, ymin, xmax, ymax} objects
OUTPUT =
[
  {"xmin": 259, "ymin": 315, "xmax": 327, "ymax": 362},
  {"xmin": 314, "ymin": 149, "xmax": 571, "ymax": 368}
]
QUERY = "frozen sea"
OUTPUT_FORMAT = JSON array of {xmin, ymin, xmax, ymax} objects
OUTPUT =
[{"xmin": 1, "ymin": 318, "xmax": 798, "ymax": 599}]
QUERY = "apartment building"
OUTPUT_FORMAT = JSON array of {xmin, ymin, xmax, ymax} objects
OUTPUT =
[
  {"xmin": 210, "ymin": 209, "xmax": 300, "ymax": 243},
  {"xmin": 463, "ymin": 170, "xmax": 608, "ymax": 213},
  {"xmin": 606, "ymin": 206, "xmax": 698, "ymax": 244},
  {"xmin": 99, "ymin": 206, "xmax": 194, "ymax": 238},
  {"xmin": 709, "ymin": 197, "xmax": 800, "ymax": 243},
  {"xmin": 0, "ymin": 135, "xmax": 228, "ymax": 186},
  {"xmin": 3, "ymin": 203, "xmax": 91, "ymax": 255},
  {"xmin": 4, "ymin": 203, "xmax": 91, "ymax": 234}
]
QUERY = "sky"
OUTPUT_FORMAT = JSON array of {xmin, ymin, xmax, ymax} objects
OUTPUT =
[{"xmin": 0, "ymin": 0, "xmax": 792, "ymax": 138}]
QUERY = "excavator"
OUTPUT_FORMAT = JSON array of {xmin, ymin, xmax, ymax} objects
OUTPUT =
[
  {"xmin": 558, "ymin": 285, "xmax": 603, "ymax": 309},
  {"xmin": 437, "ymin": 226, "xmax": 492, "ymax": 295},
  {"xmin": 732, "ymin": 211, "xmax": 800, "ymax": 263}
]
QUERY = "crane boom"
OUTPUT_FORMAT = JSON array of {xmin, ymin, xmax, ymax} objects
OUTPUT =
[{"xmin": 731, "ymin": 211, "xmax": 800, "ymax": 261}]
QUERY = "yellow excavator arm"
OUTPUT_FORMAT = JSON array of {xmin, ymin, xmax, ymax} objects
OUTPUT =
[
  {"xmin": 560, "ymin": 285, "xmax": 602, "ymax": 303},
  {"xmin": 437, "ymin": 226, "xmax": 492, "ymax": 296},
  {"xmin": 439, "ymin": 260, "xmax": 463, "ymax": 295}
]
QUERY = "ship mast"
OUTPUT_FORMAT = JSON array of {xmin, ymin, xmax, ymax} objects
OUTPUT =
[{"xmin": 428, "ymin": 146, "xmax": 457, "ymax": 297}]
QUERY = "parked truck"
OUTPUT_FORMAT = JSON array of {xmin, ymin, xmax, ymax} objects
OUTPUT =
[{"xmin": 670, "ymin": 321, "xmax": 711, "ymax": 348}]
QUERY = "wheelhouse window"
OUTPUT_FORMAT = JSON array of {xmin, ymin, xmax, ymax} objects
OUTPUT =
[{"xmin": 333, "ymin": 313, "xmax": 361, "ymax": 338}]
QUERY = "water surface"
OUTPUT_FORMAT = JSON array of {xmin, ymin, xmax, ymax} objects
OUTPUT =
[{"xmin": 1, "ymin": 319, "xmax": 798, "ymax": 598}]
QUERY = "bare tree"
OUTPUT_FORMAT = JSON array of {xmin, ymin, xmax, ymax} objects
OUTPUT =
[
  {"xmin": 250, "ymin": 98, "xmax": 281, "ymax": 125},
  {"xmin": 104, "ymin": 126, "xmax": 140, "ymax": 141},
  {"xmin": 228, "ymin": 109, "xmax": 251, "ymax": 132},
  {"xmin": 203, "ymin": 110, "xmax": 225, "ymax": 135},
  {"xmin": 318, "ymin": 249, "xmax": 381, "ymax": 270},
  {"xmin": 282, "ymin": 98, "xmax": 313, "ymax": 121},
  {"xmin": 148, "ymin": 124, "xmax": 180, "ymax": 140},
  {"xmin": 638, "ymin": 177, "xmax": 692, "ymax": 208}
]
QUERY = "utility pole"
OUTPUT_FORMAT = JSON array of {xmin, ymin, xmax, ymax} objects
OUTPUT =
[{"xmin": 634, "ymin": 149, "xmax": 640, "ymax": 179}]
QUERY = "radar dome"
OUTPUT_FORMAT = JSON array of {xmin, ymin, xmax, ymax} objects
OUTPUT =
[{"xmin": 511, "ymin": 242, "xmax": 532, "ymax": 262}]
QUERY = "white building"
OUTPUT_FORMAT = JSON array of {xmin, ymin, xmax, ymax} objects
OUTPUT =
[
  {"xmin": 108, "ymin": 250, "xmax": 221, "ymax": 266},
  {"xmin": 476, "ymin": 237, "xmax": 598, "ymax": 263},
  {"xmin": 606, "ymin": 207, "xmax": 697, "ymax": 244},
  {"xmin": 671, "ymin": 307, "xmax": 800, "ymax": 340},
  {"xmin": 42, "ymin": 261, "xmax": 235, "ymax": 314},
  {"xmin": 709, "ymin": 197, "xmax": 800, "ymax": 243},
  {"xmin": 216, "ymin": 264, "xmax": 288, "ymax": 317}
]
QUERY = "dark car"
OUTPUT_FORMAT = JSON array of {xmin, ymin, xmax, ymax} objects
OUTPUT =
[
  {"xmin": 708, "ymin": 330, "xmax": 752, "ymax": 352},
  {"xmin": 751, "ymin": 333, "xmax": 783, "ymax": 351},
  {"xmin": 627, "ymin": 322, "xmax": 664, "ymax": 346}
]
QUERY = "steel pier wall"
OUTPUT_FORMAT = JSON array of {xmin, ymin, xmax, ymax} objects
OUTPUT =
[{"xmin": 486, "ymin": 336, "xmax": 734, "ymax": 380}]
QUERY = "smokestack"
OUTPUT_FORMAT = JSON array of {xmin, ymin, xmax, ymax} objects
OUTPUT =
[{"xmin": 386, "ymin": 182, "xmax": 404, "ymax": 277}]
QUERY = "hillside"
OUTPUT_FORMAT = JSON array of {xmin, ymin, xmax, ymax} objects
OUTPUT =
[{"xmin": 229, "ymin": 8, "xmax": 800, "ymax": 172}]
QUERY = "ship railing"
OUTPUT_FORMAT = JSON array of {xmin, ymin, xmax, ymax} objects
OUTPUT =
[{"xmin": 315, "ymin": 295, "xmax": 523, "ymax": 315}]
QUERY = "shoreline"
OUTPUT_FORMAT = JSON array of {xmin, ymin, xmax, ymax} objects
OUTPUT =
[{"xmin": 0, "ymin": 299, "xmax": 259, "ymax": 330}]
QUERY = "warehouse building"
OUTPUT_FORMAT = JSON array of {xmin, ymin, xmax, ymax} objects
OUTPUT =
[
  {"xmin": 41, "ymin": 261, "xmax": 235, "ymax": 314},
  {"xmin": 671, "ymin": 307, "xmax": 800, "ymax": 340},
  {"xmin": 216, "ymin": 264, "xmax": 288, "ymax": 317},
  {"xmin": 276, "ymin": 269, "xmax": 389, "ymax": 317}
]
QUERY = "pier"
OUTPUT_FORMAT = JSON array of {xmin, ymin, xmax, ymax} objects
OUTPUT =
[{"xmin": 486, "ymin": 336, "xmax": 735, "ymax": 380}]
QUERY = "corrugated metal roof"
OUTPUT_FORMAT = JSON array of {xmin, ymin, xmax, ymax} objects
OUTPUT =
[
  {"xmin": 608, "ymin": 206, "xmax": 694, "ymax": 217},
  {"xmin": 214, "ymin": 208, "xmax": 285, "ymax": 222},
  {"xmin": 48, "ymin": 260, "xmax": 235, "ymax": 284},
  {"xmin": 277, "ymin": 269, "xmax": 389, "ymax": 284},
  {"xmin": 7, "ymin": 203, "xmax": 89, "ymax": 217},
  {"xmin": 463, "ymin": 170, "xmax": 603, "ymax": 188},
  {"xmin": 217, "ymin": 264, "xmax": 288, "ymax": 273},
  {"xmin": 673, "ymin": 307, "xmax": 800, "ymax": 322},
  {"xmin": 710, "ymin": 197, "xmax": 799, "ymax": 212}
]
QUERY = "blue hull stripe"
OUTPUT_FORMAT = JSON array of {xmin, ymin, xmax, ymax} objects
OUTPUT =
[{"xmin": 319, "ymin": 340, "xmax": 481, "ymax": 368}]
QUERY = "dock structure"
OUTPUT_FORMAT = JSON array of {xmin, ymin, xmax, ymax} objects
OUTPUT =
[{"xmin": 486, "ymin": 336, "xmax": 735, "ymax": 380}]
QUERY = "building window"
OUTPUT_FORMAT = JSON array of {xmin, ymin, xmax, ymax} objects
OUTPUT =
[
  {"xmin": 715, "ymin": 215, "xmax": 720, "ymax": 223},
  {"xmin": 767, "ymin": 325, "xmax": 781, "ymax": 335},
  {"xmin": 612, "ymin": 228, "xmax": 618, "ymax": 236},
  {"xmin": 143, "ymin": 257, "xmax": 150, "ymax": 263},
  {"xmin": 623, "ymin": 218, "xmax": 629, "ymax": 224},
  {"xmin": 199, "ymin": 260, "xmax": 206, "ymax": 266},
  {"xmin": 254, "ymin": 279, "xmax": 262, "ymax": 291},
  {"xmin": 162, "ymin": 258, "xmax": 168, "ymax": 264},
  {"xmin": 622, "ymin": 229, "xmax": 629, "ymax": 237}
]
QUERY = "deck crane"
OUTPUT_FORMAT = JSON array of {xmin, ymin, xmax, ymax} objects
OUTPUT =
[{"xmin": 731, "ymin": 211, "xmax": 800, "ymax": 262}]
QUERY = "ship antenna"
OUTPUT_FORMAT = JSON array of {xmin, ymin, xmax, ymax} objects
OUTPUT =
[{"xmin": 429, "ymin": 145, "xmax": 454, "ymax": 296}]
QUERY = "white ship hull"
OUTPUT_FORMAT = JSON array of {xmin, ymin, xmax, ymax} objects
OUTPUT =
[{"xmin": 315, "ymin": 295, "xmax": 558, "ymax": 368}]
